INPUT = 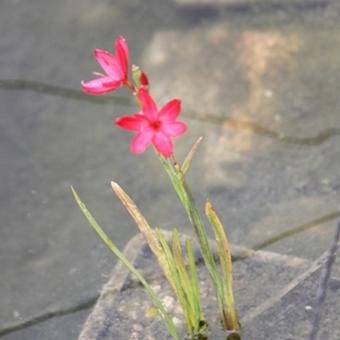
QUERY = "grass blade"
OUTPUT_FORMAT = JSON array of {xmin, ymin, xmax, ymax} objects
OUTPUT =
[
  {"xmin": 156, "ymin": 229, "xmax": 193, "ymax": 335},
  {"xmin": 71, "ymin": 186, "xmax": 179, "ymax": 340},
  {"xmin": 186, "ymin": 239, "xmax": 203, "ymax": 321},
  {"xmin": 205, "ymin": 200, "xmax": 239, "ymax": 331},
  {"xmin": 158, "ymin": 156, "xmax": 224, "ymax": 321},
  {"xmin": 172, "ymin": 230, "xmax": 197, "ymax": 328},
  {"xmin": 182, "ymin": 136, "xmax": 203, "ymax": 174},
  {"xmin": 110, "ymin": 181, "xmax": 172, "ymax": 284}
]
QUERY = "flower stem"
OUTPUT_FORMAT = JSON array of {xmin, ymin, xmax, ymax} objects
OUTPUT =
[
  {"xmin": 125, "ymin": 79, "xmax": 136, "ymax": 93},
  {"xmin": 158, "ymin": 154, "xmax": 240, "ymax": 336},
  {"xmin": 158, "ymin": 156, "xmax": 223, "ymax": 311}
]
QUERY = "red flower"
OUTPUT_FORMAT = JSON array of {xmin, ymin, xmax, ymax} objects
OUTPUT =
[
  {"xmin": 115, "ymin": 89, "xmax": 187, "ymax": 157},
  {"xmin": 81, "ymin": 36, "xmax": 128, "ymax": 95}
]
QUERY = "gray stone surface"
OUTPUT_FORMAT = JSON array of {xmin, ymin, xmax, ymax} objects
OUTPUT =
[
  {"xmin": 141, "ymin": 7, "xmax": 340, "ymax": 257},
  {"xmin": 0, "ymin": 0, "xmax": 188, "ymax": 336},
  {"xmin": 1, "ymin": 0, "xmax": 340, "ymax": 338},
  {"xmin": 244, "ymin": 277, "xmax": 340, "ymax": 339},
  {"xmin": 79, "ymin": 232, "xmax": 313, "ymax": 339},
  {"xmin": 242, "ymin": 255, "xmax": 340, "ymax": 339}
]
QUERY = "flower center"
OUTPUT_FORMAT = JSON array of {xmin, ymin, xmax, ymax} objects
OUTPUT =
[{"xmin": 150, "ymin": 120, "xmax": 161, "ymax": 131}]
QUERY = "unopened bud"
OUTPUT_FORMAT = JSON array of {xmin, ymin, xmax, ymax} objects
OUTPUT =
[
  {"xmin": 132, "ymin": 64, "xmax": 149, "ymax": 90},
  {"xmin": 139, "ymin": 72, "xmax": 149, "ymax": 87}
]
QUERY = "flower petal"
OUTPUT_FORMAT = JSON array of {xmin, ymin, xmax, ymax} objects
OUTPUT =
[
  {"xmin": 161, "ymin": 121, "xmax": 187, "ymax": 137},
  {"xmin": 159, "ymin": 99, "xmax": 181, "ymax": 122},
  {"xmin": 81, "ymin": 77, "xmax": 122, "ymax": 95},
  {"xmin": 153, "ymin": 132, "xmax": 173, "ymax": 157},
  {"xmin": 115, "ymin": 114, "xmax": 147, "ymax": 131},
  {"xmin": 94, "ymin": 49, "xmax": 124, "ymax": 80},
  {"xmin": 130, "ymin": 130, "xmax": 154, "ymax": 154},
  {"xmin": 115, "ymin": 36, "xmax": 128, "ymax": 79},
  {"xmin": 139, "ymin": 89, "xmax": 158, "ymax": 120}
]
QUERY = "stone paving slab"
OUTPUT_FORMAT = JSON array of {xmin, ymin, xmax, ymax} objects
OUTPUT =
[
  {"xmin": 0, "ymin": 0, "xmax": 195, "ymax": 334},
  {"xmin": 141, "ymin": 15, "xmax": 340, "ymax": 258},
  {"xmin": 242, "ymin": 257, "xmax": 340, "ymax": 339},
  {"xmin": 79, "ymin": 232, "xmax": 317, "ymax": 339}
]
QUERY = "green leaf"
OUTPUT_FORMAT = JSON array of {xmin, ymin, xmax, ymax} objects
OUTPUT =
[
  {"xmin": 185, "ymin": 239, "xmax": 202, "ymax": 321},
  {"xmin": 156, "ymin": 229, "xmax": 193, "ymax": 335},
  {"xmin": 158, "ymin": 155, "xmax": 223, "ymax": 316},
  {"xmin": 172, "ymin": 230, "xmax": 197, "ymax": 327},
  {"xmin": 70, "ymin": 186, "xmax": 179, "ymax": 340}
]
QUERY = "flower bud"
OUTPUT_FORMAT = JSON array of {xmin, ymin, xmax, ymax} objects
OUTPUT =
[
  {"xmin": 139, "ymin": 71, "xmax": 149, "ymax": 87},
  {"xmin": 132, "ymin": 64, "xmax": 149, "ymax": 90}
]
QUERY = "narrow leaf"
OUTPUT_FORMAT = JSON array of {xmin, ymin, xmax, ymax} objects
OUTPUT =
[
  {"xmin": 182, "ymin": 136, "xmax": 203, "ymax": 174},
  {"xmin": 205, "ymin": 200, "xmax": 239, "ymax": 331},
  {"xmin": 172, "ymin": 230, "xmax": 197, "ymax": 327},
  {"xmin": 172, "ymin": 230, "xmax": 192, "ymax": 296},
  {"xmin": 110, "ymin": 181, "xmax": 172, "ymax": 283},
  {"xmin": 185, "ymin": 239, "xmax": 202, "ymax": 321},
  {"xmin": 71, "ymin": 186, "xmax": 179, "ymax": 340},
  {"xmin": 156, "ymin": 229, "xmax": 193, "ymax": 335},
  {"xmin": 158, "ymin": 155, "xmax": 223, "ymax": 306}
]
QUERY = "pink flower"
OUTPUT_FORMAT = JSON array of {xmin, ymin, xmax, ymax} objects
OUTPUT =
[
  {"xmin": 115, "ymin": 89, "xmax": 187, "ymax": 157},
  {"xmin": 81, "ymin": 36, "xmax": 128, "ymax": 95}
]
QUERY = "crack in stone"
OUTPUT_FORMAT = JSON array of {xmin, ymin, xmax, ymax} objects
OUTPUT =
[
  {"xmin": 252, "ymin": 211, "xmax": 340, "ymax": 251},
  {"xmin": 0, "ymin": 79, "xmax": 131, "ymax": 106},
  {"xmin": 0, "ymin": 294, "xmax": 98, "ymax": 337},
  {"xmin": 1, "ymin": 79, "xmax": 339, "ymax": 147}
]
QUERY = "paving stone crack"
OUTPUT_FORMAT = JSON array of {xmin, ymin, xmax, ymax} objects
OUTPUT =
[
  {"xmin": 252, "ymin": 210, "xmax": 340, "ymax": 251},
  {"xmin": 1, "ymin": 79, "xmax": 340, "ymax": 147},
  {"xmin": 187, "ymin": 112, "xmax": 340, "ymax": 146},
  {"xmin": 0, "ymin": 79, "xmax": 131, "ymax": 106},
  {"xmin": 0, "ymin": 294, "xmax": 98, "ymax": 337}
]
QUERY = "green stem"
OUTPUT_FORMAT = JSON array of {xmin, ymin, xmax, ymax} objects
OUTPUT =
[{"xmin": 158, "ymin": 156, "xmax": 223, "ymax": 311}]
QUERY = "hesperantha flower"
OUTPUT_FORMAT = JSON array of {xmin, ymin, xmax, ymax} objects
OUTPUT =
[
  {"xmin": 115, "ymin": 89, "xmax": 187, "ymax": 157},
  {"xmin": 81, "ymin": 36, "xmax": 128, "ymax": 95}
]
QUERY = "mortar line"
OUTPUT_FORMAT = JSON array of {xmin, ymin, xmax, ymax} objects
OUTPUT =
[
  {"xmin": 1, "ymin": 79, "xmax": 340, "ymax": 146},
  {"xmin": 0, "ymin": 79, "xmax": 131, "ymax": 106},
  {"xmin": 0, "ymin": 294, "xmax": 98, "ymax": 337},
  {"xmin": 252, "ymin": 210, "xmax": 340, "ymax": 251}
]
